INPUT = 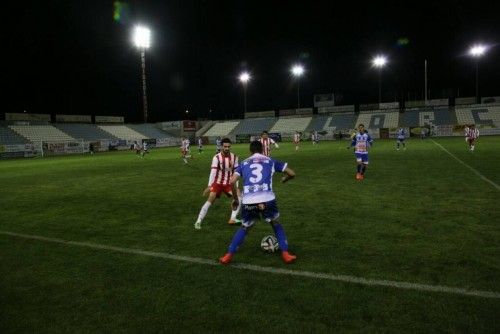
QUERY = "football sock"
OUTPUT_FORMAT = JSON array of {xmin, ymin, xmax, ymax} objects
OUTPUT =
[
  {"xmin": 230, "ymin": 197, "xmax": 242, "ymax": 220},
  {"xmin": 228, "ymin": 227, "xmax": 247, "ymax": 253},
  {"xmin": 471, "ymin": 145, "xmax": 475, "ymax": 151},
  {"xmin": 272, "ymin": 223, "xmax": 289, "ymax": 252},
  {"xmin": 357, "ymin": 164, "xmax": 362, "ymax": 173},
  {"xmin": 361, "ymin": 165, "xmax": 366, "ymax": 174},
  {"xmin": 197, "ymin": 201, "xmax": 211, "ymax": 222}
]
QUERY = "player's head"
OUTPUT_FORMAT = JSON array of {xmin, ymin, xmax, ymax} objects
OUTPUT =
[
  {"xmin": 250, "ymin": 140, "xmax": 263, "ymax": 154},
  {"xmin": 221, "ymin": 138, "xmax": 232, "ymax": 154},
  {"xmin": 471, "ymin": 124, "xmax": 475, "ymax": 128},
  {"xmin": 261, "ymin": 131, "xmax": 269, "ymax": 138},
  {"xmin": 358, "ymin": 124, "xmax": 365, "ymax": 132}
]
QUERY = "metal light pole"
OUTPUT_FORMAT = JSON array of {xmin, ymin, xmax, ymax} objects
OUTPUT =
[
  {"xmin": 133, "ymin": 26, "xmax": 151, "ymax": 123},
  {"xmin": 372, "ymin": 56, "xmax": 387, "ymax": 105},
  {"xmin": 239, "ymin": 72, "xmax": 251, "ymax": 114},
  {"xmin": 469, "ymin": 44, "xmax": 487, "ymax": 104},
  {"xmin": 291, "ymin": 65, "xmax": 304, "ymax": 109}
]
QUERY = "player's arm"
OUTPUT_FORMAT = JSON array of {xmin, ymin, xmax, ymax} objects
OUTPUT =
[
  {"xmin": 348, "ymin": 137, "xmax": 356, "ymax": 149},
  {"xmin": 271, "ymin": 138, "xmax": 279, "ymax": 149},
  {"xmin": 281, "ymin": 167, "xmax": 295, "ymax": 183},
  {"xmin": 203, "ymin": 157, "xmax": 218, "ymax": 195}
]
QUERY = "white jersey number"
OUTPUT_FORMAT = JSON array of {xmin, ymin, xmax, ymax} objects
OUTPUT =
[{"xmin": 249, "ymin": 164, "xmax": 263, "ymax": 183}]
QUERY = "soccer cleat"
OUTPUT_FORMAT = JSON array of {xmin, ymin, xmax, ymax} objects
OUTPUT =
[
  {"xmin": 228, "ymin": 218, "xmax": 242, "ymax": 225},
  {"xmin": 219, "ymin": 253, "xmax": 233, "ymax": 264},
  {"xmin": 194, "ymin": 221, "xmax": 201, "ymax": 230},
  {"xmin": 356, "ymin": 173, "xmax": 362, "ymax": 180},
  {"xmin": 281, "ymin": 251, "xmax": 297, "ymax": 264}
]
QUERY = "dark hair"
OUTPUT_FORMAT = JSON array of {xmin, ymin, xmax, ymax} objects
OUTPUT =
[
  {"xmin": 261, "ymin": 131, "xmax": 269, "ymax": 135},
  {"xmin": 250, "ymin": 140, "xmax": 263, "ymax": 154},
  {"xmin": 358, "ymin": 124, "xmax": 365, "ymax": 127},
  {"xmin": 221, "ymin": 138, "xmax": 232, "ymax": 144}
]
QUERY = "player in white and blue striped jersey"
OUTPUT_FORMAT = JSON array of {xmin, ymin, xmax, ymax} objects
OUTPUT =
[
  {"xmin": 396, "ymin": 127, "xmax": 406, "ymax": 150},
  {"xmin": 350, "ymin": 124, "xmax": 373, "ymax": 181},
  {"xmin": 219, "ymin": 140, "xmax": 297, "ymax": 265}
]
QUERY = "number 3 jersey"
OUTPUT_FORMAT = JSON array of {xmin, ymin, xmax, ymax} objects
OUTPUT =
[{"xmin": 234, "ymin": 153, "xmax": 287, "ymax": 204}]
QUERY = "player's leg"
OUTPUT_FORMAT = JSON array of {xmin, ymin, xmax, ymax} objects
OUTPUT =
[
  {"xmin": 264, "ymin": 201, "xmax": 296, "ymax": 264},
  {"xmin": 355, "ymin": 154, "xmax": 363, "ymax": 180},
  {"xmin": 219, "ymin": 205, "xmax": 258, "ymax": 264},
  {"xmin": 360, "ymin": 155, "xmax": 368, "ymax": 179},
  {"xmin": 195, "ymin": 191, "xmax": 217, "ymax": 229},
  {"xmin": 402, "ymin": 139, "xmax": 406, "ymax": 149},
  {"xmin": 470, "ymin": 139, "xmax": 475, "ymax": 151},
  {"xmin": 227, "ymin": 189, "xmax": 242, "ymax": 225}
]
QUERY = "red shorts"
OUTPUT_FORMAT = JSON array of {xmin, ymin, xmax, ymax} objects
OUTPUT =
[{"xmin": 210, "ymin": 183, "xmax": 232, "ymax": 198}]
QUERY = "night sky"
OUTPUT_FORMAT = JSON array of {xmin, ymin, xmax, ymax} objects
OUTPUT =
[{"xmin": 8, "ymin": 1, "xmax": 500, "ymax": 122}]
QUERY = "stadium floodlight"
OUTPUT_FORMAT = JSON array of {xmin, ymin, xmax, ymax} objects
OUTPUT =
[
  {"xmin": 133, "ymin": 26, "xmax": 151, "ymax": 49},
  {"xmin": 239, "ymin": 72, "xmax": 251, "ymax": 114},
  {"xmin": 468, "ymin": 44, "xmax": 488, "ymax": 103},
  {"xmin": 133, "ymin": 25, "xmax": 151, "ymax": 123},
  {"xmin": 291, "ymin": 64, "xmax": 305, "ymax": 109},
  {"xmin": 372, "ymin": 55, "xmax": 388, "ymax": 104}
]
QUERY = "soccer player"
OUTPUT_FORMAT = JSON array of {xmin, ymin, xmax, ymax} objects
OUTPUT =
[
  {"xmin": 351, "ymin": 124, "xmax": 373, "ymax": 181},
  {"xmin": 141, "ymin": 141, "xmax": 149, "ymax": 157},
  {"xmin": 181, "ymin": 137, "xmax": 190, "ymax": 164},
  {"xmin": 465, "ymin": 124, "xmax": 479, "ymax": 151},
  {"xmin": 197, "ymin": 137, "xmax": 203, "ymax": 154},
  {"xmin": 259, "ymin": 131, "xmax": 279, "ymax": 157},
  {"xmin": 311, "ymin": 131, "xmax": 319, "ymax": 145},
  {"xmin": 133, "ymin": 141, "xmax": 141, "ymax": 156},
  {"xmin": 293, "ymin": 131, "xmax": 301, "ymax": 151},
  {"xmin": 219, "ymin": 140, "xmax": 297, "ymax": 265},
  {"xmin": 396, "ymin": 127, "xmax": 406, "ymax": 150},
  {"xmin": 215, "ymin": 137, "xmax": 222, "ymax": 153},
  {"xmin": 194, "ymin": 138, "xmax": 242, "ymax": 230}
]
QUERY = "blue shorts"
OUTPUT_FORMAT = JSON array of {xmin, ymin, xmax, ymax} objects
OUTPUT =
[
  {"xmin": 241, "ymin": 200, "xmax": 280, "ymax": 227},
  {"xmin": 355, "ymin": 153, "xmax": 369, "ymax": 164},
  {"xmin": 397, "ymin": 138, "xmax": 405, "ymax": 142}
]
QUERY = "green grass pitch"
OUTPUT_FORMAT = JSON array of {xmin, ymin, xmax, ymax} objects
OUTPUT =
[{"xmin": 1, "ymin": 137, "xmax": 499, "ymax": 332}]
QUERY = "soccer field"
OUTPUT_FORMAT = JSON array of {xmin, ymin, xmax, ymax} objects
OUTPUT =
[{"xmin": 1, "ymin": 137, "xmax": 499, "ymax": 332}]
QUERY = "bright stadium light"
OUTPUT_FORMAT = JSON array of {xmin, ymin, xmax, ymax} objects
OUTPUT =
[
  {"xmin": 133, "ymin": 25, "xmax": 152, "ymax": 123},
  {"xmin": 372, "ymin": 55, "xmax": 388, "ymax": 104},
  {"xmin": 133, "ymin": 26, "xmax": 151, "ymax": 49},
  {"xmin": 291, "ymin": 64, "xmax": 304, "ymax": 77},
  {"xmin": 372, "ymin": 56, "xmax": 387, "ymax": 68},
  {"xmin": 239, "ymin": 71, "xmax": 251, "ymax": 114},
  {"xmin": 468, "ymin": 44, "xmax": 488, "ymax": 103},
  {"xmin": 291, "ymin": 64, "xmax": 305, "ymax": 108},
  {"xmin": 469, "ymin": 44, "xmax": 486, "ymax": 57}
]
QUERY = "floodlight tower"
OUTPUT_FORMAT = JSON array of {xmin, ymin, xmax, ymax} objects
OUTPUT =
[
  {"xmin": 239, "ymin": 72, "xmax": 251, "ymax": 114},
  {"xmin": 469, "ymin": 44, "xmax": 487, "ymax": 103},
  {"xmin": 372, "ymin": 56, "xmax": 387, "ymax": 104},
  {"xmin": 133, "ymin": 26, "xmax": 151, "ymax": 123},
  {"xmin": 291, "ymin": 65, "xmax": 305, "ymax": 109}
]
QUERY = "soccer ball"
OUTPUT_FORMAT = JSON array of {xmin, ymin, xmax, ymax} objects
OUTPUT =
[{"xmin": 260, "ymin": 235, "xmax": 279, "ymax": 253}]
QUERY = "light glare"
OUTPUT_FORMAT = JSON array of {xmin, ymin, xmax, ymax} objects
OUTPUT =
[
  {"xmin": 133, "ymin": 26, "xmax": 151, "ymax": 49},
  {"xmin": 469, "ymin": 44, "xmax": 487, "ymax": 57},
  {"xmin": 291, "ymin": 65, "xmax": 304, "ymax": 77},
  {"xmin": 372, "ymin": 56, "xmax": 387, "ymax": 68},
  {"xmin": 239, "ymin": 72, "xmax": 251, "ymax": 83}
]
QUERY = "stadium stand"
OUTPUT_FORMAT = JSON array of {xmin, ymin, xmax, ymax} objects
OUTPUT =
[
  {"xmin": 232, "ymin": 118, "xmax": 278, "ymax": 134},
  {"xmin": 455, "ymin": 106, "xmax": 500, "ymax": 126},
  {"xmin": 203, "ymin": 120, "xmax": 240, "ymax": 137},
  {"xmin": 9, "ymin": 125, "xmax": 75, "ymax": 143},
  {"xmin": 98, "ymin": 125, "xmax": 147, "ymax": 140},
  {"xmin": 402, "ymin": 108, "xmax": 454, "ymax": 127},
  {"xmin": 54, "ymin": 123, "xmax": 117, "ymax": 141},
  {"xmin": 269, "ymin": 117, "xmax": 312, "ymax": 133},
  {"xmin": 0, "ymin": 125, "xmax": 30, "ymax": 144},
  {"xmin": 127, "ymin": 123, "xmax": 175, "ymax": 138},
  {"xmin": 355, "ymin": 111, "xmax": 399, "ymax": 129}
]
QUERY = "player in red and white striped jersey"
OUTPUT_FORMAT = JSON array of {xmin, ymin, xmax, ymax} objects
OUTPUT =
[
  {"xmin": 293, "ymin": 131, "xmax": 301, "ymax": 151},
  {"xmin": 465, "ymin": 124, "xmax": 479, "ymax": 151},
  {"xmin": 195, "ymin": 138, "xmax": 242, "ymax": 229},
  {"xmin": 259, "ymin": 131, "xmax": 279, "ymax": 156}
]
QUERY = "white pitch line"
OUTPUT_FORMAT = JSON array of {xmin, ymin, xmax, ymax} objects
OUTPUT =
[
  {"xmin": 432, "ymin": 139, "xmax": 500, "ymax": 191},
  {"xmin": 1, "ymin": 230, "xmax": 499, "ymax": 299}
]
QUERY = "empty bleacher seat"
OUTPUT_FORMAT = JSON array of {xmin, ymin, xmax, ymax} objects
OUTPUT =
[
  {"xmin": 232, "ymin": 118, "xmax": 278, "ymax": 135},
  {"xmin": 9, "ymin": 125, "xmax": 75, "ymax": 143},
  {"xmin": 127, "ymin": 124, "xmax": 175, "ymax": 138},
  {"xmin": 203, "ymin": 121, "xmax": 240, "ymax": 137},
  {"xmin": 98, "ymin": 125, "xmax": 147, "ymax": 140},
  {"xmin": 54, "ymin": 124, "xmax": 117, "ymax": 141},
  {"xmin": 269, "ymin": 117, "xmax": 312, "ymax": 134}
]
